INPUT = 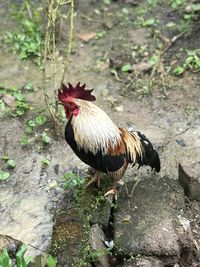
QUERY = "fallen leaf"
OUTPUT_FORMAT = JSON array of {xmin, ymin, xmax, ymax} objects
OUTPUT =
[
  {"xmin": 3, "ymin": 94, "xmax": 17, "ymax": 107},
  {"xmin": 76, "ymin": 32, "xmax": 96, "ymax": 42}
]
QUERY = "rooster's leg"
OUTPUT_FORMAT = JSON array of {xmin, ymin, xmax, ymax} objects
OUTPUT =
[
  {"xmin": 104, "ymin": 185, "xmax": 118, "ymax": 200},
  {"xmin": 86, "ymin": 170, "xmax": 101, "ymax": 188}
]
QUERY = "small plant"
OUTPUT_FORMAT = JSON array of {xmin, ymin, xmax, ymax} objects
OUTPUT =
[
  {"xmin": 41, "ymin": 132, "xmax": 52, "ymax": 144},
  {"xmin": 173, "ymin": 49, "xmax": 200, "ymax": 75},
  {"xmin": 0, "ymin": 244, "xmax": 32, "ymax": 267},
  {"xmin": 21, "ymin": 113, "xmax": 51, "ymax": 148},
  {"xmin": 136, "ymin": 17, "xmax": 158, "ymax": 28},
  {"xmin": 63, "ymin": 172, "xmax": 84, "ymax": 190},
  {"xmin": 2, "ymin": 156, "xmax": 16, "ymax": 169},
  {"xmin": 0, "ymin": 86, "xmax": 30, "ymax": 117},
  {"xmin": 0, "ymin": 171, "xmax": 10, "ymax": 181},
  {"xmin": 171, "ymin": 0, "xmax": 185, "ymax": 9},
  {"xmin": 42, "ymin": 157, "xmax": 50, "ymax": 166},
  {"xmin": 46, "ymin": 255, "xmax": 57, "ymax": 267},
  {"xmin": 121, "ymin": 64, "xmax": 132, "ymax": 73},
  {"xmin": 4, "ymin": 1, "xmax": 42, "ymax": 64}
]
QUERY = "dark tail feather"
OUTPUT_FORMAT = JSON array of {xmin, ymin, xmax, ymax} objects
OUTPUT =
[{"xmin": 135, "ymin": 131, "xmax": 161, "ymax": 172}]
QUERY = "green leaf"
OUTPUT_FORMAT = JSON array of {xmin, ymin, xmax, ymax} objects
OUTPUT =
[
  {"xmin": 0, "ymin": 171, "xmax": 10, "ymax": 180},
  {"xmin": 47, "ymin": 255, "xmax": 57, "ymax": 267},
  {"xmin": 7, "ymin": 159, "xmax": 16, "ymax": 169},
  {"xmin": 16, "ymin": 109, "xmax": 25, "ymax": 116},
  {"xmin": 142, "ymin": 18, "xmax": 156, "ymax": 26},
  {"xmin": 23, "ymin": 83, "xmax": 34, "ymax": 91},
  {"xmin": 42, "ymin": 158, "xmax": 50, "ymax": 166},
  {"xmin": 2, "ymin": 155, "xmax": 9, "ymax": 161},
  {"xmin": 192, "ymin": 3, "xmax": 200, "ymax": 11},
  {"xmin": 25, "ymin": 127, "xmax": 33, "ymax": 134},
  {"xmin": 121, "ymin": 64, "xmax": 132, "ymax": 72},
  {"xmin": 173, "ymin": 66, "xmax": 185, "ymax": 75},
  {"xmin": 122, "ymin": 7, "xmax": 129, "ymax": 14},
  {"xmin": 13, "ymin": 92, "xmax": 25, "ymax": 102},
  {"xmin": 35, "ymin": 114, "xmax": 47, "ymax": 126},
  {"xmin": 21, "ymin": 136, "xmax": 30, "ymax": 146},
  {"xmin": 15, "ymin": 244, "xmax": 32, "ymax": 267},
  {"xmin": 27, "ymin": 120, "xmax": 36, "ymax": 128},
  {"xmin": 41, "ymin": 132, "xmax": 51, "ymax": 144},
  {"xmin": 166, "ymin": 22, "xmax": 176, "ymax": 28},
  {"xmin": 149, "ymin": 54, "xmax": 159, "ymax": 65},
  {"xmin": 0, "ymin": 248, "xmax": 12, "ymax": 267}
]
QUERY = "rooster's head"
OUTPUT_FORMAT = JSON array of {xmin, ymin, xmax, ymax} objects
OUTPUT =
[{"xmin": 58, "ymin": 82, "xmax": 96, "ymax": 119}]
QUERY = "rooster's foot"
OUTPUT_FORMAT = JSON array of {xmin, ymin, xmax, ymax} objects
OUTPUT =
[
  {"xmin": 86, "ymin": 171, "xmax": 101, "ymax": 188},
  {"xmin": 104, "ymin": 188, "xmax": 118, "ymax": 201}
]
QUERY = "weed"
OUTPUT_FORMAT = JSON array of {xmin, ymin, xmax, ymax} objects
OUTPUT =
[
  {"xmin": 136, "ymin": 17, "xmax": 159, "ymax": 28},
  {"xmin": 121, "ymin": 64, "xmax": 132, "ymax": 73},
  {"xmin": 63, "ymin": 172, "xmax": 85, "ymax": 196},
  {"xmin": 0, "ymin": 171, "xmax": 10, "ymax": 181},
  {"xmin": 41, "ymin": 132, "xmax": 52, "ymax": 144},
  {"xmin": 173, "ymin": 49, "xmax": 200, "ymax": 75},
  {"xmin": 4, "ymin": 1, "xmax": 42, "ymax": 64},
  {"xmin": 47, "ymin": 255, "xmax": 57, "ymax": 267},
  {"xmin": 2, "ymin": 156, "xmax": 16, "ymax": 169},
  {"xmin": 171, "ymin": 0, "xmax": 185, "ymax": 9},
  {"xmin": 0, "ymin": 86, "xmax": 30, "ymax": 117},
  {"xmin": 0, "ymin": 244, "xmax": 32, "ymax": 267},
  {"xmin": 42, "ymin": 157, "xmax": 50, "ymax": 166}
]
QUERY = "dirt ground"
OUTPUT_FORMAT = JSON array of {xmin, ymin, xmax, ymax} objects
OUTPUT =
[{"xmin": 0, "ymin": 0, "xmax": 200, "ymax": 266}]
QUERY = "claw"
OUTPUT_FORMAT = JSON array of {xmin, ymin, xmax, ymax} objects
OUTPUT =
[
  {"xmin": 104, "ymin": 188, "xmax": 118, "ymax": 201},
  {"xmin": 86, "ymin": 171, "xmax": 101, "ymax": 188}
]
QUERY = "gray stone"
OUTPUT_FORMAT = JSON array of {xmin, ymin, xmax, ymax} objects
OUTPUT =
[
  {"xmin": 0, "ymin": 234, "xmax": 22, "ymax": 256},
  {"xmin": 123, "ymin": 256, "xmax": 164, "ymax": 267},
  {"xmin": 114, "ymin": 175, "xmax": 190, "ymax": 265},
  {"xmin": 89, "ymin": 224, "xmax": 109, "ymax": 267},
  {"xmin": 178, "ymin": 163, "xmax": 200, "ymax": 201},
  {"xmin": 91, "ymin": 200, "xmax": 112, "ymax": 227}
]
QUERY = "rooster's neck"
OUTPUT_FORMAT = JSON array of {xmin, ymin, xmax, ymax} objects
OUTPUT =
[{"xmin": 70, "ymin": 100, "xmax": 121, "ymax": 155}]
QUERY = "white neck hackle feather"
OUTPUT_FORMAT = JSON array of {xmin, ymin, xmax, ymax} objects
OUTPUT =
[{"xmin": 71, "ymin": 99, "xmax": 121, "ymax": 155}]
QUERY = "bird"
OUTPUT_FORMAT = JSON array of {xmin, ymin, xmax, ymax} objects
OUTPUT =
[{"xmin": 58, "ymin": 82, "xmax": 160, "ymax": 197}]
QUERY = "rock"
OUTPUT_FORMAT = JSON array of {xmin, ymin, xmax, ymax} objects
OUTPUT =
[
  {"xmin": 49, "ymin": 208, "xmax": 83, "ymax": 266},
  {"xmin": 0, "ymin": 153, "xmax": 54, "ymax": 258},
  {"xmin": 178, "ymin": 163, "xmax": 200, "ymax": 201},
  {"xmin": 89, "ymin": 224, "xmax": 109, "ymax": 267},
  {"xmin": 123, "ymin": 256, "xmax": 164, "ymax": 267},
  {"xmin": 114, "ymin": 175, "xmax": 192, "ymax": 265},
  {"xmin": 91, "ymin": 200, "xmax": 112, "ymax": 227}
]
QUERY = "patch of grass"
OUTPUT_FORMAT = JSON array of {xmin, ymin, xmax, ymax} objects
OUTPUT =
[
  {"xmin": 2, "ymin": 156, "xmax": 16, "ymax": 169},
  {"xmin": 170, "ymin": 0, "xmax": 185, "ymax": 9},
  {"xmin": 21, "ymin": 113, "xmax": 52, "ymax": 149},
  {"xmin": 135, "ymin": 17, "xmax": 159, "ymax": 28},
  {"xmin": 0, "ymin": 244, "xmax": 32, "ymax": 267},
  {"xmin": 4, "ymin": 1, "xmax": 42, "ymax": 64},
  {"xmin": 173, "ymin": 49, "xmax": 200, "ymax": 75},
  {"xmin": 0, "ymin": 86, "xmax": 30, "ymax": 117},
  {"xmin": 47, "ymin": 255, "xmax": 57, "ymax": 267}
]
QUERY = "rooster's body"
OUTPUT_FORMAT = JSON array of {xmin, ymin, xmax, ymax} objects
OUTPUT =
[{"xmin": 58, "ymin": 83, "xmax": 160, "ymax": 194}]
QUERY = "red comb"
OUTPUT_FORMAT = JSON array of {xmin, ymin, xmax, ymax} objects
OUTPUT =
[{"xmin": 58, "ymin": 82, "xmax": 96, "ymax": 102}]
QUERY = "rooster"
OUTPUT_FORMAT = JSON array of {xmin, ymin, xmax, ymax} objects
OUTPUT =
[{"xmin": 58, "ymin": 82, "xmax": 160, "ymax": 196}]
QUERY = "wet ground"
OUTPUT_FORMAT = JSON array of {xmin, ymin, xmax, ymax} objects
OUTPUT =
[{"xmin": 0, "ymin": 0, "xmax": 200, "ymax": 266}]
